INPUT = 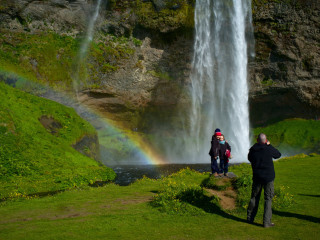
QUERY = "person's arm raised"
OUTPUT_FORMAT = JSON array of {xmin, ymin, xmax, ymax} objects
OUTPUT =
[{"xmin": 269, "ymin": 144, "xmax": 281, "ymax": 159}]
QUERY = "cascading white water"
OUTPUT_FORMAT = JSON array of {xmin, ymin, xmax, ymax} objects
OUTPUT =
[
  {"xmin": 188, "ymin": 0, "xmax": 254, "ymax": 163},
  {"xmin": 73, "ymin": 0, "xmax": 102, "ymax": 93}
]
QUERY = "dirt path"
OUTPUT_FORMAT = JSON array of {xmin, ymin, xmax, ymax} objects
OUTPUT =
[{"xmin": 204, "ymin": 176, "xmax": 238, "ymax": 210}]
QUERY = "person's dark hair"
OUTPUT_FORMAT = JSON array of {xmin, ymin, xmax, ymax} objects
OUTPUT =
[{"xmin": 257, "ymin": 133, "xmax": 267, "ymax": 144}]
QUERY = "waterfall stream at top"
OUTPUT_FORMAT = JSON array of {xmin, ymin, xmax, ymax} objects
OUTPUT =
[
  {"xmin": 72, "ymin": 0, "xmax": 102, "ymax": 95},
  {"xmin": 185, "ymin": 0, "xmax": 254, "ymax": 163}
]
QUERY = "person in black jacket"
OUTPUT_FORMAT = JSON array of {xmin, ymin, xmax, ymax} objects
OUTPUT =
[
  {"xmin": 247, "ymin": 133, "xmax": 281, "ymax": 228},
  {"xmin": 209, "ymin": 129, "xmax": 221, "ymax": 177},
  {"xmin": 218, "ymin": 134, "xmax": 231, "ymax": 176}
]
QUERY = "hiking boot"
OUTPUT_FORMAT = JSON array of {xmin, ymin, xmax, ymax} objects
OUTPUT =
[
  {"xmin": 213, "ymin": 172, "xmax": 219, "ymax": 177},
  {"xmin": 218, "ymin": 173, "xmax": 224, "ymax": 177},
  {"xmin": 224, "ymin": 173, "xmax": 228, "ymax": 177},
  {"xmin": 264, "ymin": 223, "xmax": 275, "ymax": 228}
]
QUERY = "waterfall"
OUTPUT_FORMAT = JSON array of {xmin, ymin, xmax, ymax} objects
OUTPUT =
[
  {"xmin": 73, "ymin": 0, "xmax": 102, "ymax": 93},
  {"xmin": 187, "ymin": 0, "xmax": 254, "ymax": 163}
]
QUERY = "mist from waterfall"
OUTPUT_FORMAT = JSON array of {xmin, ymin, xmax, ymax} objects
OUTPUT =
[
  {"xmin": 72, "ymin": 0, "xmax": 102, "ymax": 94},
  {"xmin": 186, "ymin": 0, "xmax": 254, "ymax": 163}
]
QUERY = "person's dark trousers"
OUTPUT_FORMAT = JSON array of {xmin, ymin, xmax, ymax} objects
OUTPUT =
[
  {"xmin": 247, "ymin": 180, "xmax": 274, "ymax": 225},
  {"xmin": 211, "ymin": 157, "xmax": 219, "ymax": 174},
  {"xmin": 219, "ymin": 159, "xmax": 228, "ymax": 174}
]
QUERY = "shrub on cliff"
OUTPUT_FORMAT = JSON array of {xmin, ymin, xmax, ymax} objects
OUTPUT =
[{"xmin": 110, "ymin": 0, "xmax": 195, "ymax": 32}]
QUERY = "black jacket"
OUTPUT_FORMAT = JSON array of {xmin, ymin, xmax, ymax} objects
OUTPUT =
[
  {"xmin": 219, "ymin": 141, "xmax": 231, "ymax": 161},
  {"xmin": 248, "ymin": 143, "xmax": 281, "ymax": 183},
  {"xmin": 209, "ymin": 136, "xmax": 220, "ymax": 158}
]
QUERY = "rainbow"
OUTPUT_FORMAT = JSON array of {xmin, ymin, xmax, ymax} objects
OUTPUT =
[
  {"xmin": 0, "ymin": 68, "xmax": 167, "ymax": 165},
  {"xmin": 89, "ymin": 114, "xmax": 167, "ymax": 165}
]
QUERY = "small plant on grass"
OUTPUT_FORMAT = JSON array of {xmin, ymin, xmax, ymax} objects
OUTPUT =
[
  {"xmin": 273, "ymin": 186, "xmax": 294, "ymax": 209},
  {"xmin": 233, "ymin": 174, "xmax": 253, "ymax": 209},
  {"xmin": 151, "ymin": 180, "xmax": 205, "ymax": 215},
  {"xmin": 133, "ymin": 175, "xmax": 158, "ymax": 185},
  {"xmin": 233, "ymin": 174, "xmax": 294, "ymax": 210},
  {"xmin": 151, "ymin": 168, "xmax": 220, "ymax": 215}
]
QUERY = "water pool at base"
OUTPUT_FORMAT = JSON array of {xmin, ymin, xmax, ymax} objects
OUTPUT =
[{"xmin": 112, "ymin": 163, "xmax": 238, "ymax": 186}]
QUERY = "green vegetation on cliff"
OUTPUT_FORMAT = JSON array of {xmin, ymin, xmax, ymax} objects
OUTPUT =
[
  {"xmin": 253, "ymin": 119, "xmax": 320, "ymax": 154},
  {"xmin": 0, "ymin": 31, "xmax": 78, "ymax": 89},
  {"xmin": 134, "ymin": 0, "xmax": 194, "ymax": 31},
  {"xmin": 0, "ymin": 31, "xmax": 137, "ymax": 91},
  {"xmin": 87, "ymin": 34, "xmax": 136, "ymax": 87},
  {"xmin": 111, "ymin": 0, "xmax": 195, "ymax": 32},
  {"xmin": 252, "ymin": 0, "xmax": 311, "ymax": 9},
  {"xmin": 0, "ymin": 82, "xmax": 115, "ymax": 200}
]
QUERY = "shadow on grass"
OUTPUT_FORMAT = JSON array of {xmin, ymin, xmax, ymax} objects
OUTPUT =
[
  {"xmin": 0, "ymin": 190, "xmax": 64, "ymax": 203},
  {"xmin": 179, "ymin": 189, "xmax": 262, "ymax": 227},
  {"xmin": 298, "ymin": 194, "xmax": 320, "ymax": 198},
  {"xmin": 273, "ymin": 210, "xmax": 320, "ymax": 223},
  {"xmin": 150, "ymin": 190, "xmax": 160, "ymax": 194}
]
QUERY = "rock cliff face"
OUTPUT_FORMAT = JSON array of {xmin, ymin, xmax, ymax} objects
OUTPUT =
[
  {"xmin": 0, "ymin": 0, "xmax": 93, "ymax": 35},
  {"xmin": 0, "ymin": 0, "xmax": 319, "ymax": 129},
  {"xmin": 250, "ymin": 0, "xmax": 320, "ymax": 125}
]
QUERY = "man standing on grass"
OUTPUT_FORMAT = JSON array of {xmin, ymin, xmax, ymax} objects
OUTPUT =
[{"xmin": 247, "ymin": 133, "xmax": 281, "ymax": 228}]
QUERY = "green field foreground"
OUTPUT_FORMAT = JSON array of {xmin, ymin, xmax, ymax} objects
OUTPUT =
[{"xmin": 0, "ymin": 155, "xmax": 319, "ymax": 240}]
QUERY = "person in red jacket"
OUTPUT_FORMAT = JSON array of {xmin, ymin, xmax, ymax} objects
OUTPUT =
[
  {"xmin": 209, "ymin": 128, "xmax": 221, "ymax": 177},
  {"xmin": 247, "ymin": 133, "xmax": 281, "ymax": 228}
]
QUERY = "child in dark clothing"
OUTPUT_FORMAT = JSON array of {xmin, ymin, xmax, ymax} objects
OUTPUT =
[
  {"xmin": 209, "ymin": 131, "xmax": 222, "ymax": 176},
  {"xmin": 218, "ymin": 134, "xmax": 231, "ymax": 176}
]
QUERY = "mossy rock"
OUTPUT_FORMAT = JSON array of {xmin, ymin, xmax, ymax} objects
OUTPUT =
[
  {"xmin": 0, "ymin": 30, "xmax": 138, "ymax": 91},
  {"xmin": 110, "ymin": 0, "xmax": 195, "ymax": 32},
  {"xmin": 0, "ymin": 31, "xmax": 79, "ymax": 90},
  {"xmin": 252, "ymin": 0, "xmax": 316, "ymax": 10}
]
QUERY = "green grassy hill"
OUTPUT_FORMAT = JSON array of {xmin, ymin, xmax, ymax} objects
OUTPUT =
[
  {"xmin": 0, "ymin": 154, "xmax": 319, "ymax": 239},
  {"xmin": 0, "ymin": 82, "xmax": 115, "ymax": 200},
  {"xmin": 253, "ymin": 119, "xmax": 320, "ymax": 155}
]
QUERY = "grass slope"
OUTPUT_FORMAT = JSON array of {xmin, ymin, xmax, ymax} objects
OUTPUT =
[
  {"xmin": 253, "ymin": 118, "xmax": 320, "ymax": 155},
  {"xmin": 0, "ymin": 82, "xmax": 115, "ymax": 199},
  {"xmin": 0, "ymin": 155, "xmax": 319, "ymax": 239}
]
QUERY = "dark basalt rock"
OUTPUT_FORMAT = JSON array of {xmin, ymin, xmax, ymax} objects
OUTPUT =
[
  {"xmin": 73, "ymin": 134, "xmax": 101, "ymax": 161},
  {"xmin": 39, "ymin": 115, "xmax": 62, "ymax": 135},
  {"xmin": 151, "ymin": 0, "xmax": 166, "ymax": 11},
  {"xmin": 249, "ymin": 87, "xmax": 320, "ymax": 127},
  {"xmin": 249, "ymin": 1, "xmax": 320, "ymax": 125}
]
